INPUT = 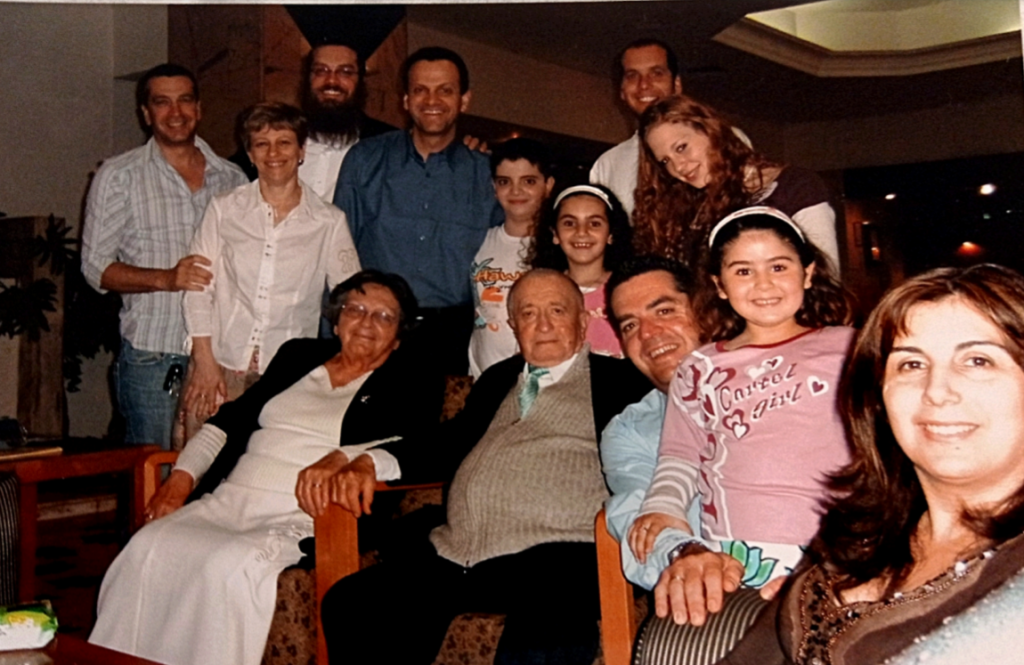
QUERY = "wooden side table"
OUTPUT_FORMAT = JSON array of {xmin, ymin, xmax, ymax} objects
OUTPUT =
[
  {"xmin": 0, "ymin": 441, "xmax": 161, "ymax": 602},
  {"xmin": 0, "ymin": 634, "xmax": 162, "ymax": 664}
]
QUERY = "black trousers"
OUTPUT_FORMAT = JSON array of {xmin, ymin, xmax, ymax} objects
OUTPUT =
[{"xmin": 322, "ymin": 540, "xmax": 600, "ymax": 665}]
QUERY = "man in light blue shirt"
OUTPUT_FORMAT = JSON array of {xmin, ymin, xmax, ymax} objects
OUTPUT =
[
  {"xmin": 602, "ymin": 256, "xmax": 729, "ymax": 618},
  {"xmin": 604, "ymin": 256, "xmax": 795, "ymax": 631},
  {"xmin": 81, "ymin": 64, "xmax": 246, "ymax": 448}
]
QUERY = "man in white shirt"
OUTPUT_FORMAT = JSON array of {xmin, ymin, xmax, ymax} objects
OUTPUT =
[
  {"xmin": 299, "ymin": 40, "xmax": 395, "ymax": 201},
  {"xmin": 590, "ymin": 39, "xmax": 682, "ymax": 217},
  {"xmin": 230, "ymin": 40, "xmax": 394, "ymax": 202}
]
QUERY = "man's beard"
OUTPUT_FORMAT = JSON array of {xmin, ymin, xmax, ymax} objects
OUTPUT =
[{"xmin": 305, "ymin": 86, "xmax": 366, "ymax": 147}]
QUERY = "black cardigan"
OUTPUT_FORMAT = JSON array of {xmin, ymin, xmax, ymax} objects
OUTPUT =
[
  {"xmin": 190, "ymin": 337, "xmax": 443, "ymax": 500},
  {"xmin": 377, "ymin": 352, "xmax": 653, "ymax": 486}
]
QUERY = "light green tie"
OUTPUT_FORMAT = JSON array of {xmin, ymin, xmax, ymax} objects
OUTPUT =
[{"xmin": 519, "ymin": 366, "xmax": 550, "ymax": 417}]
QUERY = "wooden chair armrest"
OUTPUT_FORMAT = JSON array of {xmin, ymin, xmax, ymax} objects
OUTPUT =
[
  {"xmin": 315, "ymin": 480, "xmax": 444, "ymax": 664},
  {"xmin": 132, "ymin": 450, "xmax": 180, "ymax": 532},
  {"xmin": 596, "ymin": 508, "xmax": 637, "ymax": 665}
]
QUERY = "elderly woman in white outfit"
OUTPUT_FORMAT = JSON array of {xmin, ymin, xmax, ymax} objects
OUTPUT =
[{"xmin": 89, "ymin": 270, "xmax": 442, "ymax": 665}]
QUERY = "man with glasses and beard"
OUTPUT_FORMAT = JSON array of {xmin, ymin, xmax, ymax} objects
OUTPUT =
[{"xmin": 232, "ymin": 39, "xmax": 394, "ymax": 201}]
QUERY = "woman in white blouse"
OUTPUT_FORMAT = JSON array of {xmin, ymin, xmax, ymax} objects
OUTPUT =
[{"xmin": 178, "ymin": 102, "xmax": 360, "ymax": 444}]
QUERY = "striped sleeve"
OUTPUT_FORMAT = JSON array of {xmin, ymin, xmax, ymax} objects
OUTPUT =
[
  {"xmin": 638, "ymin": 455, "xmax": 700, "ymax": 520},
  {"xmin": 81, "ymin": 161, "xmax": 131, "ymax": 293}
]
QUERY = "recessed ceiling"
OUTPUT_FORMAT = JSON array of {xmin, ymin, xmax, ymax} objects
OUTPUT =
[
  {"xmin": 717, "ymin": 0, "xmax": 1022, "ymax": 76},
  {"xmin": 749, "ymin": 0, "xmax": 1020, "ymax": 51}
]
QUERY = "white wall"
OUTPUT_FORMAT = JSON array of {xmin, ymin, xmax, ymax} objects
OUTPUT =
[{"xmin": 0, "ymin": 3, "xmax": 167, "ymax": 438}]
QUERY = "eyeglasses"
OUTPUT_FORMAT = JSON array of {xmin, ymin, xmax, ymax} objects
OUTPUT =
[
  {"xmin": 339, "ymin": 303, "xmax": 398, "ymax": 327},
  {"xmin": 311, "ymin": 65, "xmax": 359, "ymax": 80}
]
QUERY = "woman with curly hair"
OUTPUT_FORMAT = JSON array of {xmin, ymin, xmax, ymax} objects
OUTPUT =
[{"xmin": 634, "ymin": 95, "xmax": 838, "ymax": 272}]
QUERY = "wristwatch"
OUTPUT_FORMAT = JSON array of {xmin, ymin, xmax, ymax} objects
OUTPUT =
[{"xmin": 667, "ymin": 540, "xmax": 711, "ymax": 565}]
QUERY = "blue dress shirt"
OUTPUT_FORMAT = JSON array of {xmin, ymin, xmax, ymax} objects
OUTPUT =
[{"xmin": 333, "ymin": 130, "xmax": 502, "ymax": 308}]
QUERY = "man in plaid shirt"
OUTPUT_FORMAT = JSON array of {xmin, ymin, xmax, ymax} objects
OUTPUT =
[{"xmin": 81, "ymin": 63, "xmax": 246, "ymax": 448}]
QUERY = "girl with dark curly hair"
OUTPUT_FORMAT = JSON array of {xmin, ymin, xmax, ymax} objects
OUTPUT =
[
  {"xmin": 629, "ymin": 207, "xmax": 853, "ymax": 629},
  {"xmin": 528, "ymin": 184, "xmax": 633, "ymax": 357}
]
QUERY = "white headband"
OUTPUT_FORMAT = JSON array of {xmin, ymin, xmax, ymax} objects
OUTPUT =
[
  {"xmin": 553, "ymin": 185, "xmax": 613, "ymax": 211},
  {"xmin": 707, "ymin": 206, "xmax": 805, "ymax": 248}
]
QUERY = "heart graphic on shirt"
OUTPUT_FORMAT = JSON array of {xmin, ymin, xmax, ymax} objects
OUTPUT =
[
  {"xmin": 678, "ymin": 365, "xmax": 702, "ymax": 403},
  {"xmin": 706, "ymin": 367, "xmax": 735, "ymax": 389},
  {"xmin": 763, "ymin": 356, "xmax": 783, "ymax": 371},
  {"xmin": 745, "ymin": 365, "xmax": 766, "ymax": 379},
  {"xmin": 808, "ymin": 376, "xmax": 829, "ymax": 396},
  {"xmin": 699, "ymin": 367, "xmax": 735, "ymax": 418},
  {"xmin": 723, "ymin": 411, "xmax": 749, "ymax": 439}
]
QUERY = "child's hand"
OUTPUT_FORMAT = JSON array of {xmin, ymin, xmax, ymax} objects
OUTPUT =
[{"xmin": 628, "ymin": 512, "xmax": 692, "ymax": 563}]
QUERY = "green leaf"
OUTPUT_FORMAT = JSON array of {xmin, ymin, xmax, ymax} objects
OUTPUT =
[
  {"xmin": 0, "ymin": 279, "xmax": 57, "ymax": 340},
  {"xmin": 747, "ymin": 558, "xmax": 778, "ymax": 588}
]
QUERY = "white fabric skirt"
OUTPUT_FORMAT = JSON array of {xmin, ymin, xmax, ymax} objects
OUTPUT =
[{"xmin": 89, "ymin": 481, "xmax": 313, "ymax": 665}]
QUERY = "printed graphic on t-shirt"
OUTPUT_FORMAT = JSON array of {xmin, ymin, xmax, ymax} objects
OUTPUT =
[
  {"xmin": 471, "ymin": 258, "xmax": 525, "ymax": 329},
  {"xmin": 677, "ymin": 349, "xmax": 833, "ymax": 536}
]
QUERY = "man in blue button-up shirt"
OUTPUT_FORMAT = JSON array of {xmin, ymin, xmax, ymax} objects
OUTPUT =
[{"xmin": 334, "ymin": 47, "xmax": 502, "ymax": 375}]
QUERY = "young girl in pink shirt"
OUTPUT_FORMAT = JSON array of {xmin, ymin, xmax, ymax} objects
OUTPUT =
[
  {"xmin": 528, "ymin": 184, "xmax": 632, "ymax": 358},
  {"xmin": 630, "ymin": 206, "xmax": 854, "ymax": 605}
]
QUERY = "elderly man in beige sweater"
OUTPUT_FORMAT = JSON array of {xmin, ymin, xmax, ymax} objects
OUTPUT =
[{"xmin": 320, "ymin": 269, "xmax": 651, "ymax": 665}]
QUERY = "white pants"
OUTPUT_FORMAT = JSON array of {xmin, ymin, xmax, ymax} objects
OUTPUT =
[{"xmin": 89, "ymin": 482, "xmax": 312, "ymax": 665}]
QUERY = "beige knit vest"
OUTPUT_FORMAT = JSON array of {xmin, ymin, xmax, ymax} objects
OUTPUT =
[{"xmin": 430, "ymin": 353, "xmax": 607, "ymax": 567}]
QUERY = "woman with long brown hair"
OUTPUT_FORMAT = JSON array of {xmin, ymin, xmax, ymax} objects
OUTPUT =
[
  {"xmin": 633, "ymin": 95, "xmax": 838, "ymax": 272},
  {"xmin": 718, "ymin": 263, "xmax": 1024, "ymax": 664}
]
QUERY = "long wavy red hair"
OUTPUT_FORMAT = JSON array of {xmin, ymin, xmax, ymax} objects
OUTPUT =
[{"xmin": 633, "ymin": 95, "xmax": 775, "ymax": 267}]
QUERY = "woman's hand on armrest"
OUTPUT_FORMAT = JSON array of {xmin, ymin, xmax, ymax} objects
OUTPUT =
[
  {"xmin": 329, "ymin": 455, "xmax": 377, "ymax": 518},
  {"xmin": 628, "ymin": 512, "xmax": 692, "ymax": 563},
  {"xmin": 296, "ymin": 450, "xmax": 349, "ymax": 518},
  {"xmin": 145, "ymin": 470, "xmax": 194, "ymax": 523},
  {"xmin": 654, "ymin": 546, "xmax": 745, "ymax": 627}
]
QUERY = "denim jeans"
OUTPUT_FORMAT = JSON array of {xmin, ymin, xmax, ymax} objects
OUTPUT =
[{"xmin": 114, "ymin": 339, "xmax": 188, "ymax": 449}]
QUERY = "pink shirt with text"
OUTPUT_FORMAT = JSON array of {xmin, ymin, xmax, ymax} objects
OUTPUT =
[{"xmin": 650, "ymin": 326, "xmax": 855, "ymax": 545}]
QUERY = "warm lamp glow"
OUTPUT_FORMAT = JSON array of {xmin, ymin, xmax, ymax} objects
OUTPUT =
[
  {"xmin": 884, "ymin": 193, "xmax": 896, "ymax": 200},
  {"xmin": 979, "ymin": 183, "xmax": 997, "ymax": 195},
  {"xmin": 957, "ymin": 241, "xmax": 984, "ymax": 257}
]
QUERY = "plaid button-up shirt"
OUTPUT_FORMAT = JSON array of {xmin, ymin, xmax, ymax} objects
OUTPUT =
[{"xmin": 81, "ymin": 137, "xmax": 247, "ymax": 354}]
